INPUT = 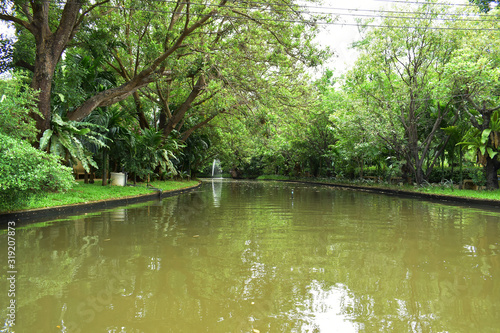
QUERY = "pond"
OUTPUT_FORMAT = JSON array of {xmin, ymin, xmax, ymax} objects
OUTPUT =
[{"xmin": 1, "ymin": 180, "xmax": 500, "ymax": 332}]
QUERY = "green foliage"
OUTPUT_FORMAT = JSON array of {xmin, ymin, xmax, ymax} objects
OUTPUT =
[
  {"xmin": 9, "ymin": 28, "xmax": 36, "ymax": 72},
  {"xmin": 471, "ymin": 168, "xmax": 487, "ymax": 187},
  {"xmin": 457, "ymin": 112, "xmax": 500, "ymax": 166},
  {"xmin": 123, "ymin": 129, "xmax": 182, "ymax": 181},
  {"xmin": 458, "ymin": 128, "xmax": 487, "ymax": 165},
  {"xmin": 39, "ymin": 114, "xmax": 107, "ymax": 172},
  {"xmin": 240, "ymin": 156, "xmax": 266, "ymax": 178},
  {"xmin": 470, "ymin": 0, "xmax": 497, "ymax": 12},
  {"xmin": 177, "ymin": 133, "xmax": 211, "ymax": 177},
  {"xmin": 85, "ymin": 107, "xmax": 133, "ymax": 175},
  {"xmin": 20, "ymin": 180, "xmax": 199, "ymax": 211},
  {"xmin": 256, "ymin": 175, "xmax": 290, "ymax": 180},
  {"xmin": 328, "ymin": 88, "xmax": 385, "ymax": 178},
  {"xmin": 51, "ymin": 52, "xmax": 117, "ymax": 115},
  {"xmin": 343, "ymin": 2, "xmax": 464, "ymax": 184},
  {"xmin": 0, "ymin": 75, "xmax": 40, "ymax": 143},
  {"xmin": 427, "ymin": 166, "xmax": 484, "ymax": 184},
  {"xmin": 0, "ymin": 133, "xmax": 75, "ymax": 211},
  {"xmin": 3, "ymin": 0, "xmax": 331, "ymax": 183},
  {"xmin": 439, "ymin": 11, "xmax": 500, "ymax": 188},
  {"xmin": 441, "ymin": 125, "xmax": 467, "ymax": 166}
]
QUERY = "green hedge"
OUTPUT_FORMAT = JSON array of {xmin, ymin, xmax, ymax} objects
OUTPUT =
[
  {"xmin": 427, "ymin": 166, "xmax": 485, "ymax": 184},
  {"xmin": 358, "ymin": 165, "xmax": 485, "ymax": 185},
  {"xmin": 0, "ymin": 133, "xmax": 75, "ymax": 211}
]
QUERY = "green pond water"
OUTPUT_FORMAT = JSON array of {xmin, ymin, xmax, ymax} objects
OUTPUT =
[{"xmin": 1, "ymin": 180, "xmax": 500, "ymax": 332}]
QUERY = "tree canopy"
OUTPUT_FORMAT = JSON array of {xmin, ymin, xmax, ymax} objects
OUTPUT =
[
  {"xmin": 2, "ymin": 0, "xmax": 500, "ymax": 191},
  {"xmin": 1, "ymin": 0, "xmax": 329, "ymax": 136}
]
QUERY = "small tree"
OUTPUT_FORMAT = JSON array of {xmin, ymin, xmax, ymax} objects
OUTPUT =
[{"xmin": 0, "ymin": 75, "xmax": 40, "ymax": 143}]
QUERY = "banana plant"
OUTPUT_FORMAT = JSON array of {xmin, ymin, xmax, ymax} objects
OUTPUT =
[
  {"xmin": 458, "ymin": 127, "xmax": 498, "ymax": 166},
  {"xmin": 39, "ymin": 114, "xmax": 107, "ymax": 172},
  {"xmin": 123, "ymin": 129, "xmax": 183, "ymax": 183},
  {"xmin": 142, "ymin": 128, "xmax": 181, "ymax": 177},
  {"xmin": 487, "ymin": 110, "xmax": 500, "ymax": 149}
]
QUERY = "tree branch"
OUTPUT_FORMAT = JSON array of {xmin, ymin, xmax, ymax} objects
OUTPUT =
[
  {"xmin": 192, "ymin": 89, "xmax": 221, "ymax": 107},
  {"xmin": 136, "ymin": 2, "xmax": 224, "ymax": 82},
  {"xmin": 14, "ymin": 59, "xmax": 34, "ymax": 72},
  {"xmin": 74, "ymin": 0, "xmax": 110, "ymax": 29},
  {"xmin": 156, "ymin": 80, "xmax": 173, "ymax": 118},
  {"xmin": 162, "ymin": 75, "xmax": 207, "ymax": 137},
  {"xmin": 165, "ymin": 1, "xmax": 186, "ymax": 50},
  {"xmin": 67, "ymin": 69, "xmax": 172, "ymax": 121},
  {"xmin": 0, "ymin": 14, "xmax": 32, "ymax": 32},
  {"xmin": 230, "ymin": 9, "xmax": 300, "ymax": 62},
  {"xmin": 181, "ymin": 112, "xmax": 220, "ymax": 141},
  {"xmin": 69, "ymin": 0, "xmax": 226, "ymax": 122},
  {"xmin": 135, "ymin": 19, "xmax": 151, "ymax": 77},
  {"xmin": 20, "ymin": 2, "xmax": 33, "ymax": 23},
  {"xmin": 184, "ymin": 0, "xmax": 191, "ymax": 32}
]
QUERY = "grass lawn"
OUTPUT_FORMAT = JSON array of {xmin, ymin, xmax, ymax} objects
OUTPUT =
[
  {"xmin": 415, "ymin": 186, "xmax": 500, "ymax": 201},
  {"xmin": 5, "ymin": 179, "xmax": 200, "ymax": 212},
  {"xmin": 257, "ymin": 175, "xmax": 500, "ymax": 202}
]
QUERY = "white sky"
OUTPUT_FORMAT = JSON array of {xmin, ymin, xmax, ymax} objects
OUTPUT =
[
  {"xmin": 315, "ymin": 0, "xmax": 472, "ymax": 76},
  {"xmin": 0, "ymin": 21, "xmax": 13, "ymax": 37},
  {"xmin": 316, "ymin": 0, "xmax": 391, "ymax": 75}
]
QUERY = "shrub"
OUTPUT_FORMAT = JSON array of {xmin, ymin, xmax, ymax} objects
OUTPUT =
[
  {"xmin": 0, "ymin": 133, "xmax": 75, "ymax": 211},
  {"xmin": 240, "ymin": 156, "xmax": 265, "ymax": 178},
  {"xmin": 427, "ymin": 166, "xmax": 483, "ymax": 184},
  {"xmin": 0, "ymin": 75, "xmax": 41, "ymax": 143}
]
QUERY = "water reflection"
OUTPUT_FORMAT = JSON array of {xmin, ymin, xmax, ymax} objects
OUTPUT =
[
  {"xmin": 110, "ymin": 208, "xmax": 127, "ymax": 222},
  {"xmin": 1, "ymin": 180, "xmax": 500, "ymax": 332},
  {"xmin": 211, "ymin": 179, "xmax": 223, "ymax": 208}
]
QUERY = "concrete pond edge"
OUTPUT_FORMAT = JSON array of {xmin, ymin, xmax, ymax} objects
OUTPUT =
[{"xmin": 0, "ymin": 182, "xmax": 202, "ymax": 226}]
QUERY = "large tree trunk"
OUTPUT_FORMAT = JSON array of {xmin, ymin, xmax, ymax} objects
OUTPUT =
[
  {"xmin": 133, "ymin": 91, "xmax": 150, "ymax": 129},
  {"xmin": 415, "ymin": 164, "xmax": 425, "ymax": 185},
  {"xmin": 30, "ymin": 1, "xmax": 83, "ymax": 138},
  {"xmin": 1, "ymin": 0, "xmax": 87, "ymax": 140},
  {"xmin": 31, "ymin": 57, "xmax": 55, "ymax": 140},
  {"xmin": 407, "ymin": 108, "xmax": 424, "ymax": 185},
  {"xmin": 484, "ymin": 156, "xmax": 500, "ymax": 190},
  {"xmin": 401, "ymin": 95, "xmax": 424, "ymax": 185}
]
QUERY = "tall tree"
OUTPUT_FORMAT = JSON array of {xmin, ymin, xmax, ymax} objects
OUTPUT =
[
  {"xmin": 344, "ymin": 3, "xmax": 461, "ymax": 185},
  {"xmin": 78, "ymin": 0, "xmax": 329, "ymax": 142},
  {"xmin": 2, "ymin": 0, "xmax": 329, "ymax": 145},
  {"xmin": 0, "ymin": 0, "xmax": 109, "ymax": 138},
  {"xmin": 440, "ymin": 9, "xmax": 500, "ymax": 189}
]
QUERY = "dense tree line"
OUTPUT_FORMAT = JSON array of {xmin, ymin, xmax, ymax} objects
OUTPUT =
[
  {"xmin": 0, "ymin": 0, "xmax": 328, "ymax": 194},
  {"xmin": 336, "ymin": 3, "xmax": 500, "ymax": 189},
  {"xmin": 207, "ymin": 2, "xmax": 500, "ymax": 190},
  {"xmin": 1, "ymin": 0, "xmax": 500, "ymax": 196}
]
